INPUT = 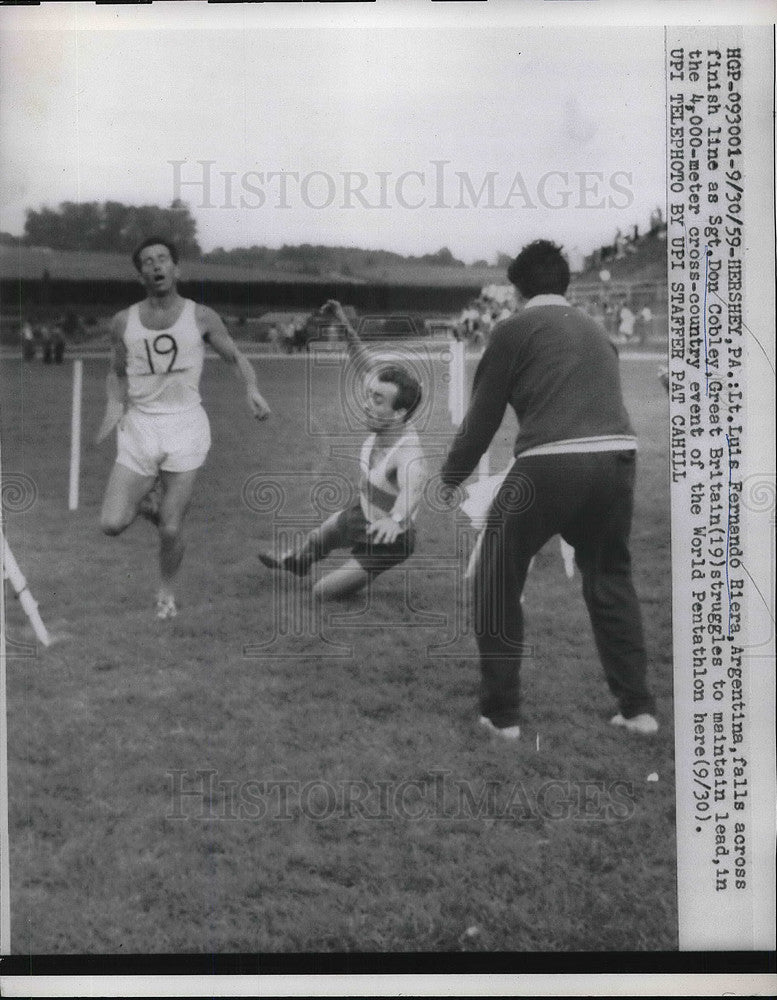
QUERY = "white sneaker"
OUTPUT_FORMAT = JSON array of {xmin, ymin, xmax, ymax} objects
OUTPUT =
[
  {"xmin": 156, "ymin": 593, "xmax": 178, "ymax": 620},
  {"xmin": 610, "ymin": 712, "xmax": 658, "ymax": 735},
  {"xmin": 479, "ymin": 716, "xmax": 521, "ymax": 740}
]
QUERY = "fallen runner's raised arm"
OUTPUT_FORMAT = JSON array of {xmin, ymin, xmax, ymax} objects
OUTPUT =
[{"xmin": 321, "ymin": 299, "xmax": 371, "ymax": 370}]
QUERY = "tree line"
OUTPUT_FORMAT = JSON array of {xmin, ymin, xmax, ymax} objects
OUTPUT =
[
  {"xmin": 3, "ymin": 200, "xmax": 483, "ymax": 274},
  {"xmin": 14, "ymin": 200, "xmax": 201, "ymax": 258}
]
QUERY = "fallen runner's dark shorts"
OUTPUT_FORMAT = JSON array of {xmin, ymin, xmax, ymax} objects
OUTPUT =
[{"xmin": 334, "ymin": 504, "xmax": 416, "ymax": 574}]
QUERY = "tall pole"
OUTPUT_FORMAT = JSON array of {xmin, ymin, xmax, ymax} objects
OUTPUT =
[
  {"xmin": 68, "ymin": 359, "xmax": 83, "ymax": 511},
  {"xmin": 448, "ymin": 340, "xmax": 489, "ymax": 479},
  {"xmin": 0, "ymin": 434, "xmax": 13, "ymax": 954}
]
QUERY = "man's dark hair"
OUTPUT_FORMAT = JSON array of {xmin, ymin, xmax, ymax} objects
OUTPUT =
[
  {"xmin": 375, "ymin": 365, "xmax": 422, "ymax": 420},
  {"xmin": 132, "ymin": 236, "xmax": 180, "ymax": 272},
  {"xmin": 507, "ymin": 240, "xmax": 570, "ymax": 299}
]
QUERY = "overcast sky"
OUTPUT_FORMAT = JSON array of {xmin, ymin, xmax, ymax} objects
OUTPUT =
[{"xmin": 1, "ymin": 5, "xmax": 670, "ymax": 263}]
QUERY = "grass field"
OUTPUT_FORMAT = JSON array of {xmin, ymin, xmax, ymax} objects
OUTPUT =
[{"xmin": 0, "ymin": 346, "xmax": 675, "ymax": 954}]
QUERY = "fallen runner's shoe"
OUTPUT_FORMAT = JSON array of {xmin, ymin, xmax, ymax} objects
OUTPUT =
[
  {"xmin": 257, "ymin": 549, "xmax": 310, "ymax": 577},
  {"xmin": 610, "ymin": 712, "xmax": 658, "ymax": 735}
]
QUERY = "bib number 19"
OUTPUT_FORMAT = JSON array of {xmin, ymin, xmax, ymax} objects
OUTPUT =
[{"xmin": 143, "ymin": 334, "xmax": 179, "ymax": 373}]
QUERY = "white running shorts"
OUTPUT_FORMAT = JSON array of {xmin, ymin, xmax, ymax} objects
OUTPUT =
[{"xmin": 116, "ymin": 406, "xmax": 211, "ymax": 477}]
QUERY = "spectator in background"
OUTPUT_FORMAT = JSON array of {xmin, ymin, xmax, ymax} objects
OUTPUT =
[
  {"xmin": 293, "ymin": 313, "xmax": 320, "ymax": 352},
  {"xmin": 281, "ymin": 321, "xmax": 296, "ymax": 354},
  {"xmin": 459, "ymin": 301, "xmax": 479, "ymax": 341},
  {"xmin": 638, "ymin": 305, "xmax": 653, "ymax": 345},
  {"xmin": 20, "ymin": 320, "xmax": 36, "ymax": 361},
  {"xmin": 62, "ymin": 310, "xmax": 81, "ymax": 342},
  {"xmin": 51, "ymin": 323, "xmax": 66, "ymax": 364},
  {"xmin": 39, "ymin": 324, "xmax": 53, "ymax": 363},
  {"xmin": 592, "ymin": 301, "xmax": 605, "ymax": 325},
  {"xmin": 267, "ymin": 324, "xmax": 282, "ymax": 354},
  {"xmin": 473, "ymin": 308, "xmax": 491, "ymax": 347},
  {"xmin": 618, "ymin": 305, "xmax": 636, "ymax": 343},
  {"xmin": 603, "ymin": 302, "xmax": 617, "ymax": 339}
]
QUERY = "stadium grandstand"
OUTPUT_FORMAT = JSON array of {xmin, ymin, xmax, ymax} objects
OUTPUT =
[
  {"xmin": 0, "ymin": 217, "xmax": 668, "ymax": 351},
  {"xmin": 567, "ymin": 211, "xmax": 668, "ymax": 342}
]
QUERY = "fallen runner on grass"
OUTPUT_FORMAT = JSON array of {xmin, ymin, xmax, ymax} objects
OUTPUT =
[{"xmin": 258, "ymin": 300, "xmax": 427, "ymax": 601}]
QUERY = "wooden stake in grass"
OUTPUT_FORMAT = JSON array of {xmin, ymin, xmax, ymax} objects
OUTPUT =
[
  {"xmin": 1, "ymin": 532, "xmax": 51, "ymax": 648},
  {"xmin": 68, "ymin": 359, "xmax": 83, "ymax": 511}
]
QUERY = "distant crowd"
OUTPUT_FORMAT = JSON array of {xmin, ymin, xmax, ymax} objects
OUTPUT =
[
  {"xmin": 17, "ymin": 310, "xmax": 90, "ymax": 363},
  {"xmin": 15, "ymin": 296, "xmax": 655, "ymax": 363},
  {"xmin": 570, "ymin": 300, "xmax": 655, "ymax": 346},
  {"xmin": 260, "ymin": 315, "xmax": 323, "ymax": 354},
  {"xmin": 453, "ymin": 294, "xmax": 655, "ymax": 349},
  {"xmin": 455, "ymin": 295, "xmax": 515, "ymax": 346},
  {"xmin": 260, "ymin": 295, "xmax": 657, "ymax": 354},
  {"xmin": 20, "ymin": 318, "xmax": 67, "ymax": 363}
]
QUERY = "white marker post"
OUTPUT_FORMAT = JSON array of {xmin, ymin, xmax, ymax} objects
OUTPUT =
[
  {"xmin": 68, "ymin": 359, "xmax": 83, "ymax": 511},
  {"xmin": 0, "ymin": 444, "xmax": 12, "ymax": 953},
  {"xmin": 447, "ymin": 339, "xmax": 466, "ymax": 426},
  {"xmin": 448, "ymin": 340, "xmax": 489, "ymax": 479}
]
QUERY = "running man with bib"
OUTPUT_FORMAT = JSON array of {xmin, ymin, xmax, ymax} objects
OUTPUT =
[
  {"xmin": 258, "ymin": 300, "xmax": 426, "ymax": 600},
  {"xmin": 98, "ymin": 237, "xmax": 270, "ymax": 619}
]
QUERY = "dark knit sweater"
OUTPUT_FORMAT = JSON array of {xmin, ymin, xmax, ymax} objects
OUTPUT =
[{"xmin": 440, "ymin": 302, "xmax": 636, "ymax": 488}]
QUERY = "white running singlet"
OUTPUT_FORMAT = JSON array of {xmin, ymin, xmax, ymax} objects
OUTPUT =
[
  {"xmin": 124, "ymin": 299, "xmax": 205, "ymax": 414},
  {"xmin": 358, "ymin": 429, "xmax": 420, "ymax": 524}
]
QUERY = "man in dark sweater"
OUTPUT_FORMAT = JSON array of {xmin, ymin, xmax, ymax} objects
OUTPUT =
[{"xmin": 440, "ymin": 240, "xmax": 657, "ymax": 739}]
